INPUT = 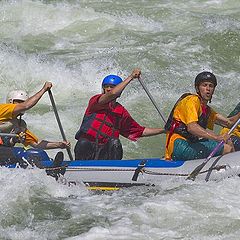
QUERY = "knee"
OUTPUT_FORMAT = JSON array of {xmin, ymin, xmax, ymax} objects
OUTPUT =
[
  {"xmin": 74, "ymin": 138, "xmax": 95, "ymax": 160},
  {"xmin": 223, "ymin": 143, "xmax": 234, "ymax": 155}
]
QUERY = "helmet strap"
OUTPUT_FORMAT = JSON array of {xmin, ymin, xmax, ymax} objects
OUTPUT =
[
  {"xmin": 196, "ymin": 90, "xmax": 213, "ymax": 104},
  {"xmin": 209, "ymin": 96, "xmax": 212, "ymax": 103},
  {"xmin": 195, "ymin": 86, "xmax": 201, "ymax": 97},
  {"xmin": 197, "ymin": 91, "xmax": 202, "ymax": 98}
]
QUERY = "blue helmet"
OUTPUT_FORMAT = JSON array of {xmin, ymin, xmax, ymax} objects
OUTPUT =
[{"xmin": 102, "ymin": 75, "xmax": 123, "ymax": 87}]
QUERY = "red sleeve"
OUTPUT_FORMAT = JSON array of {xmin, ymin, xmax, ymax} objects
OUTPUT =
[
  {"xmin": 119, "ymin": 108, "xmax": 145, "ymax": 141},
  {"xmin": 86, "ymin": 94, "xmax": 109, "ymax": 114}
]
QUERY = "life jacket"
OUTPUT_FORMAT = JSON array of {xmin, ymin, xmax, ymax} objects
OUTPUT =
[
  {"xmin": 165, "ymin": 93, "xmax": 211, "ymax": 148},
  {"xmin": 11, "ymin": 119, "xmax": 27, "ymax": 134},
  {"xmin": 0, "ymin": 119, "xmax": 27, "ymax": 134},
  {"xmin": 0, "ymin": 121, "xmax": 14, "ymax": 133},
  {"xmin": 0, "ymin": 124, "xmax": 9, "ymax": 145},
  {"xmin": 0, "ymin": 119, "xmax": 27, "ymax": 147},
  {"xmin": 75, "ymin": 103, "xmax": 124, "ymax": 144}
]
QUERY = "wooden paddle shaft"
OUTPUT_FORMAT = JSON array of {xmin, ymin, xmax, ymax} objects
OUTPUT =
[
  {"xmin": 48, "ymin": 90, "xmax": 73, "ymax": 160},
  {"xmin": 138, "ymin": 78, "xmax": 166, "ymax": 124}
]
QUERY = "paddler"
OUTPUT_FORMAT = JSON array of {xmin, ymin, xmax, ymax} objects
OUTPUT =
[
  {"xmin": 0, "ymin": 82, "xmax": 70, "ymax": 166},
  {"xmin": 220, "ymin": 102, "xmax": 240, "ymax": 151},
  {"xmin": 74, "ymin": 68, "xmax": 165, "ymax": 160},
  {"xmin": 164, "ymin": 71, "xmax": 240, "ymax": 160}
]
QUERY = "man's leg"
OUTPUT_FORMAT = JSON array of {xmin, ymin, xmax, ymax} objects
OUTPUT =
[
  {"xmin": 99, "ymin": 138, "xmax": 123, "ymax": 160},
  {"xmin": 0, "ymin": 146, "xmax": 26, "ymax": 167},
  {"xmin": 172, "ymin": 139, "xmax": 224, "ymax": 161},
  {"xmin": 74, "ymin": 138, "xmax": 96, "ymax": 160},
  {"xmin": 222, "ymin": 142, "xmax": 234, "ymax": 155}
]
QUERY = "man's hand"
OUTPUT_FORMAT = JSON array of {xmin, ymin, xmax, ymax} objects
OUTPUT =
[
  {"xmin": 43, "ymin": 82, "xmax": 52, "ymax": 92},
  {"xmin": 18, "ymin": 132, "xmax": 26, "ymax": 143},
  {"xmin": 216, "ymin": 133, "xmax": 231, "ymax": 143},
  {"xmin": 58, "ymin": 141, "xmax": 71, "ymax": 149},
  {"xmin": 11, "ymin": 132, "xmax": 26, "ymax": 145},
  {"xmin": 130, "ymin": 68, "xmax": 141, "ymax": 79}
]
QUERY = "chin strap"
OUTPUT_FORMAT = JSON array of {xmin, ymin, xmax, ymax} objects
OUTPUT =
[
  {"xmin": 19, "ymin": 115, "xmax": 22, "ymax": 125},
  {"xmin": 196, "ymin": 91, "xmax": 212, "ymax": 104},
  {"xmin": 196, "ymin": 87, "xmax": 213, "ymax": 104}
]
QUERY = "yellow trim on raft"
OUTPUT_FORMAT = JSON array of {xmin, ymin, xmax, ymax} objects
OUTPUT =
[{"xmin": 87, "ymin": 186, "xmax": 120, "ymax": 191}]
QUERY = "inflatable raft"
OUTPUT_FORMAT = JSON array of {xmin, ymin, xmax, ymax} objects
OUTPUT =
[
  {"xmin": 5, "ymin": 147, "xmax": 240, "ymax": 190},
  {"xmin": 62, "ymin": 152, "xmax": 240, "ymax": 190}
]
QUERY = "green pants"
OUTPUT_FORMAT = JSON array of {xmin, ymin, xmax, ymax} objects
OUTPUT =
[{"xmin": 172, "ymin": 138, "xmax": 224, "ymax": 161}]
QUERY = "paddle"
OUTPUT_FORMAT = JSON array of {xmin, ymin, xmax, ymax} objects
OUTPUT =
[
  {"xmin": 204, "ymin": 155, "xmax": 224, "ymax": 182},
  {"xmin": 138, "ymin": 78, "xmax": 166, "ymax": 124},
  {"xmin": 0, "ymin": 133, "xmax": 18, "ymax": 137},
  {"xmin": 187, "ymin": 117, "xmax": 240, "ymax": 181},
  {"xmin": 48, "ymin": 89, "xmax": 73, "ymax": 160}
]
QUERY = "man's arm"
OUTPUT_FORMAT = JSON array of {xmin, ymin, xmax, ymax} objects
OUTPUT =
[
  {"xmin": 30, "ymin": 140, "xmax": 70, "ymax": 150},
  {"xmin": 215, "ymin": 112, "xmax": 240, "ymax": 128},
  {"xmin": 98, "ymin": 68, "xmax": 141, "ymax": 105},
  {"xmin": 187, "ymin": 122, "xmax": 228, "ymax": 142},
  {"xmin": 228, "ymin": 112, "xmax": 240, "ymax": 126},
  {"xmin": 141, "ymin": 127, "xmax": 165, "ymax": 137},
  {"xmin": 13, "ymin": 82, "xmax": 52, "ymax": 117}
]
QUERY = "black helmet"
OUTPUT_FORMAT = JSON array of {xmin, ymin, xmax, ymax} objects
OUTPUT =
[{"xmin": 195, "ymin": 71, "xmax": 217, "ymax": 88}]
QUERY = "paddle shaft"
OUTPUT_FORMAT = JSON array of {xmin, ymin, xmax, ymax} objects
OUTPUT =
[
  {"xmin": 138, "ymin": 78, "xmax": 166, "ymax": 124},
  {"xmin": 187, "ymin": 117, "xmax": 240, "ymax": 180},
  {"xmin": 0, "ymin": 133, "xmax": 18, "ymax": 137},
  {"xmin": 48, "ymin": 90, "xmax": 73, "ymax": 160},
  {"xmin": 204, "ymin": 117, "xmax": 240, "ymax": 163}
]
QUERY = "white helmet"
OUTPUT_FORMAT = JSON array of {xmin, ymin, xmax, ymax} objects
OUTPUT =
[{"xmin": 6, "ymin": 90, "xmax": 29, "ymax": 103}]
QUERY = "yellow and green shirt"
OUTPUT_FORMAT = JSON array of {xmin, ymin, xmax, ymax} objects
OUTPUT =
[
  {"xmin": 0, "ymin": 103, "xmax": 38, "ymax": 146},
  {"xmin": 165, "ymin": 95, "xmax": 217, "ymax": 160}
]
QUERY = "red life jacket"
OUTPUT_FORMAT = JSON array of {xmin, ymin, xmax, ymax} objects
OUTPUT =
[
  {"xmin": 165, "ymin": 93, "xmax": 211, "ymax": 148},
  {"xmin": 75, "ymin": 103, "xmax": 124, "ymax": 144},
  {"xmin": 0, "ymin": 137, "xmax": 3, "ymax": 145}
]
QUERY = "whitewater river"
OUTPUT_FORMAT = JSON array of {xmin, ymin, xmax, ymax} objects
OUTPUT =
[{"xmin": 0, "ymin": 0, "xmax": 240, "ymax": 239}]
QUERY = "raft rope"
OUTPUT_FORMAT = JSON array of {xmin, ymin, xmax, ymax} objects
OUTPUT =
[
  {"xmin": 65, "ymin": 164, "xmax": 230, "ymax": 177},
  {"xmin": 142, "ymin": 164, "xmax": 229, "ymax": 177},
  {"xmin": 205, "ymin": 155, "xmax": 224, "ymax": 181}
]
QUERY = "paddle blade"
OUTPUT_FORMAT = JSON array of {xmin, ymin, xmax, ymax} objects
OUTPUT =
[
  {"xmin": 186, "ymin": 162, "xmax": 205, "ymax": 181},
  {"xmin": 187, "ymin": 140, "xmax": 225, "ymax": 181}
]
